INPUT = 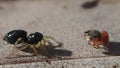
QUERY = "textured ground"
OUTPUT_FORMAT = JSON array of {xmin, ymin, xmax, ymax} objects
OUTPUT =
[{"xmin": 0, "ymin": 0, "xmax": 120, "ymax": 68}]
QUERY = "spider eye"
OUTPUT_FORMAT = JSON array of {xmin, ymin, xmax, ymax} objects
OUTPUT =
[{"xmin": 31, "ymin": 35, "xmax": 35, "ymax": 38}]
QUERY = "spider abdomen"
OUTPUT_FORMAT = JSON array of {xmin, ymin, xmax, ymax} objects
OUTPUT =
[{"xmin": 3, "ymin": 30, "xmax": 27, "ymax": 44}]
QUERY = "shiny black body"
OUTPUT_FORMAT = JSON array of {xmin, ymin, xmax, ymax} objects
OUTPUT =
[
  {"xmin": 26, "ymin": 32, "xmax": 43, "ymax": 44},
  {"xmin": 3, "ymin": 30, "xmax": 27, "ymax": 44}
]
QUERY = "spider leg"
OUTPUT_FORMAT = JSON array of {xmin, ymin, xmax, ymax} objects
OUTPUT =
[
  {"xmin": 30, "ymin": 45, "xmax": 39, "ymax": 56},
  {"xmin": 9, "ymin": 44, "xmax": 28, "ymax": 56},
  {"xmin": 44, "ymin": 36, "xmax": 59, "ymax": 43},
  {"xmin": 40, "ymin": 39, "xmax": 48, "ymax": 55},
  {"xmin": 15, "ymin": 38, "xmax": 31, "ymax": 50},
  {"xmin": 30, "ymin": 39, "xmax": 48, "ymax": 56},
  {"xmin": 15, "ymin": 38, "xmax": 23, "ymax": 45},
  {"xmin": 30, "ymin": 41, "xmax": 47, "ymax": 60},
  {"xmin": 7, "ymin": 38, "xmax": 28, "ymax": 58},
  {"xmin": 9, "ymin": 45, "xmax": 19, "ymax": 57},
  {"xmin": 44, "ymin": 36, "xmax": 62, "ymax": 47},
  {"xmin": 17, "ymin": 43, "xmax": 29, "ymax": 50},
  {"xmin": 93, "ymin": 41, "xmax": 100, "ymax": 49}
]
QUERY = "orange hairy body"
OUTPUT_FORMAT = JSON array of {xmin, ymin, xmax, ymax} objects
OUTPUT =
[
  {"xmin": 90, "ymin": 31, "xmax": 109, "ymax": 48},
  {"xmin": 101, "ymin": 31, "xmax": 109, "ymax": 46}
]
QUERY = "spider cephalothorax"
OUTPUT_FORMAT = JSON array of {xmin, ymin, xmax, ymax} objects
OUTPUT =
[{"xmin": 26, "ymin": 32, "xmax": 43, "ymax": 44}]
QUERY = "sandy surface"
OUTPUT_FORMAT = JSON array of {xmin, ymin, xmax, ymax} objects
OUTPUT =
[{"xmin": 0, "ymin": 0, "xmax": 120, "ymax": 67}]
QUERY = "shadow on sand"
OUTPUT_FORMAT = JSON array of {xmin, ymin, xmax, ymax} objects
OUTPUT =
[
  {"xmin": 16, "ymin": 41, "xmax": 72, "ymax": 58},
  {"xmin": 103, "ymin": 42, "xmax": 120, "ymax": 56}
]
